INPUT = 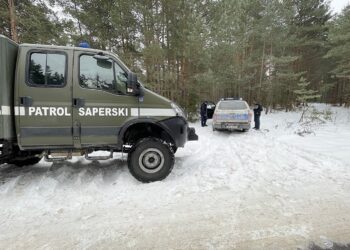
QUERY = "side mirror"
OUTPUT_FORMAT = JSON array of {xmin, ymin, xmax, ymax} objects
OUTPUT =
[{"xmin": 127, "ymin": 72, "xmax": 143, "ymax": 97}]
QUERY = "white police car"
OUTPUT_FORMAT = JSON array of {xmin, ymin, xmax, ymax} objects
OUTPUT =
[{"xmin": 212, "ymin": 98, "xmax": 252, "ymax": 131}]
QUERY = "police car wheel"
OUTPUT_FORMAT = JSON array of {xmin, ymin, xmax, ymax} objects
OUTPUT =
[{"xmin": 128, "ymin": 138, "xmax": 175, "ymax": 183}]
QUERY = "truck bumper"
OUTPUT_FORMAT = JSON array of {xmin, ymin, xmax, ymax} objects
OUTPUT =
[
  {"xmin": 159, "ymin": 117, "xmax": 198, "ymax": 148},
  {"xmin": 213, "ymin": 122, "xmax": 251, "ymax": 130}
]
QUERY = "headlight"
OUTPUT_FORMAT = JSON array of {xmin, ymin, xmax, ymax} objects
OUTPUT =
[{"xmin": 171, "ymin": 102, "xmax": 186, "ymax": 118}]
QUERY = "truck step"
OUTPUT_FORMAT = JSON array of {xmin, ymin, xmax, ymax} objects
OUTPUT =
[
  {"xmin": 84, "ymin": 150, "xmax": 113, "ymax": 161},
  {"xmin": 44, "ymin": 151, "xmax": 82, "ymax": 162}
]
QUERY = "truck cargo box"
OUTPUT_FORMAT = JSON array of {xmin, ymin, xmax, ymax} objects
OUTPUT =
[{"xmin": 0, "ymin": 35, "xmax": 18, "ymax": 141}]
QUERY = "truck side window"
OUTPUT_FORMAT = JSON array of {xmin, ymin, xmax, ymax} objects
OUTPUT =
[
  {"xmin": 79, "ymin": 54, "xmax": 127, "ymax": 95},
  {"xmin": 80, "ymin": 55, "xmax": 114, "ymax": 91},
  {"xmin": 28, "ymin": 52, "xmax": 66, "ymax": 87},
  {"xmin": 114, "ymin": 63, "xmax": 127, "ymax": 95}
]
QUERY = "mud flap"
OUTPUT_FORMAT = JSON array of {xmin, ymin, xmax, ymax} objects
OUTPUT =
[{"xmin": 187, "ymin": 127, "xmax": 198, "ymax": 141}]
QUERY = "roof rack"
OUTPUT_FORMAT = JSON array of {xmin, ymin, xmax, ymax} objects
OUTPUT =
[{"xmin": 220, "ymin": 97, "xmax": 242, "ymax": 101}]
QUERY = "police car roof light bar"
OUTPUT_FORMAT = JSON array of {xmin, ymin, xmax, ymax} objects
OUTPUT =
[{"xmin": 221, "ymin": 97, "xmax": 242, "ymax": 101}]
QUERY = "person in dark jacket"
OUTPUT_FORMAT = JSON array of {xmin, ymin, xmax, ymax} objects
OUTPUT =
[
  {"xmin": 200, "ymin": 101, "xmax": 208, "ymax": 127},
  {"xmin": 253, "ymin": 103, "xmax": 263, "ymax": 129}
]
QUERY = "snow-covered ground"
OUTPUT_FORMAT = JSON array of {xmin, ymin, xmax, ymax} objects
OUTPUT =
[{"xmin": 1, "ymin": 104, "xmax": 350, "ymax": 249}]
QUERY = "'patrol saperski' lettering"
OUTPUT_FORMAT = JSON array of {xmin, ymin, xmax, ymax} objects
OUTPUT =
[
  {"xmin": 25, "ymin": 107, "xmax": 129, "ymax": 117},
  {"xmin": 28, "ymin": 107, "xmax": 71, "ymax": 116},
  {"xmin": 78, "ymin": 107, "xmax": 128, "ymax": 117}
]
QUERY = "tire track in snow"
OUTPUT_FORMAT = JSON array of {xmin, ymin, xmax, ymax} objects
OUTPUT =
[{"xmin": 208, "ymin": 126, "xmax": 348, "ymax": 243}]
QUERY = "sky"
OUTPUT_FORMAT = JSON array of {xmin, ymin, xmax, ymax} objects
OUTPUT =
[{"xmin": 330, "ymin": 0, "xmax": 350, "ymax": 13}]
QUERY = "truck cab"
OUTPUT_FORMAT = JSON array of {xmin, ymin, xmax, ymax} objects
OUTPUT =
[{"xmin": 0, "ymin": 35, "xmax": 198, "ymax": 182}]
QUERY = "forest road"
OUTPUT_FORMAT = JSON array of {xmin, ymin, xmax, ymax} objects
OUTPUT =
[{"xmin": 1, "ymin": 111, "xmax": 350, "ymax": 249}]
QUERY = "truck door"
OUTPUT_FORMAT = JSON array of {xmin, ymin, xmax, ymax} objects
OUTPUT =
[
  {"xmin": 16, "ymin": 48, "xmax": 73, "ymax": 148},
  {"xmin": 72, "ymin": 51, "xmax": 138, "ymax": 147}
]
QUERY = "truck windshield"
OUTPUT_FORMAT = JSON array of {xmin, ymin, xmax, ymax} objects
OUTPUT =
[{"xmin": 218, "ymin": 101, "xmax": 247, "ymax": 110}]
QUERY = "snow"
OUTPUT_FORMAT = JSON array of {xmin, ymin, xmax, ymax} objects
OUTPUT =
[{"xmin": 1, "ymin": 104, "xmax": 350, "ymax": 249}]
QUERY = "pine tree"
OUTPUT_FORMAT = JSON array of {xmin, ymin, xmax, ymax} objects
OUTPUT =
[
  {"xmin": 294, "ymin": 76, "xmax": 321, "ymax": 105},
  {"xmin": 294, "ymin": 76, "xmax": 321, "ymax": 121},
  {"xmin": 292, "ymin": 0, "xmax": 332, "ymax": 91},
  {"xmin": 0, "ymin": 0, "xmax": 67, "ymax": 44},
  {"xmin": 325, "ymin": 5, "xmax": 350, "ymax": 106}
]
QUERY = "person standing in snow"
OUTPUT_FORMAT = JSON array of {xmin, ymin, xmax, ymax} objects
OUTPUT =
[
  {"xmin": 200, "ymin": 101, "xmax": 208, "ymax": 127},
  {"xmin": 253, "ymin": 103, "xmax": 263, "ymax": 130}
]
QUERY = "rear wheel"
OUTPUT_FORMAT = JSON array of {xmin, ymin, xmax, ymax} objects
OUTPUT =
[
  {"xmin": 128, "ymin": 138, "xmax": 175, "ymax": 183},
  {"xmin": 7, "ymin": 156, "xmax": 42, "ymax": 167}
]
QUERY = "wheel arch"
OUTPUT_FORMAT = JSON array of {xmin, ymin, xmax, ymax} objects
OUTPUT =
[{"xmin": 117, "ymin": 118, "xmax": 175, "ymax": 149}]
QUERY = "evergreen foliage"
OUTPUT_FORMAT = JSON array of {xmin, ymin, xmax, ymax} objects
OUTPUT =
[
  {"xmin": 325, "ymin": 6, "xmax": 350, "ymax": 106},
  {"xmin": 294, "ymin": 77, "xmax": 321, "ymax": 105},
  {"xmin": 1, "ymin": 0, "xmax": 349, "ymax": 110}
]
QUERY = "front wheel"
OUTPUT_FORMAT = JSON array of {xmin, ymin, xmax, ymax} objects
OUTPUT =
[{"xmin": 127, "ymin": 138, "xmax": 175, "ymax": 183}]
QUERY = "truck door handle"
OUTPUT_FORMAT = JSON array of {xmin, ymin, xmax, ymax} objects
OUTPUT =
[
  {"xmin": 73, "ymin": 98, "xmax": 85, "ymax": 108},
  {"xmin": 20, "ymin": 96, "xmax": 33, "ymax": 107}
]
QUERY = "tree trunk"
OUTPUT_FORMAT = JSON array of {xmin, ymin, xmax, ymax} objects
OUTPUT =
[
  {"xmin": 8, "ymin": 0, "xmax": 18, "ymax": 42},
  {"xmin": 259, "ymin": 37, "xmax": 266, "ymax": 100},
  {"xmin": 73, "ymin": 0, "xmax": 83, "ymax": 39}
]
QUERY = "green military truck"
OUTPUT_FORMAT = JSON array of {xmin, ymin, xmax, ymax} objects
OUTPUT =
[{"xmin": 0, "ymin": 35, "xmax": 198, "ymax": 182}]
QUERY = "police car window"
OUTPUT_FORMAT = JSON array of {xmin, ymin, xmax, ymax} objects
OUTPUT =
[
  {"xmin": 28, "ymin": 52, "xmax": 66, "ymax": 86},
  {"xmin": 219, "ymin": 101, "xmax": 248, "ymax": 110}
]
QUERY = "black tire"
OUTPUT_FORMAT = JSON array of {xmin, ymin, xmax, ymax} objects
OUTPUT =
[
  {"xmin": 7, "ymin": 156, "xmax": 42, "ymax": 167},
  {"xmin": 127, "ymin": 138, "xmax": 175, "ymax": 183}
]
